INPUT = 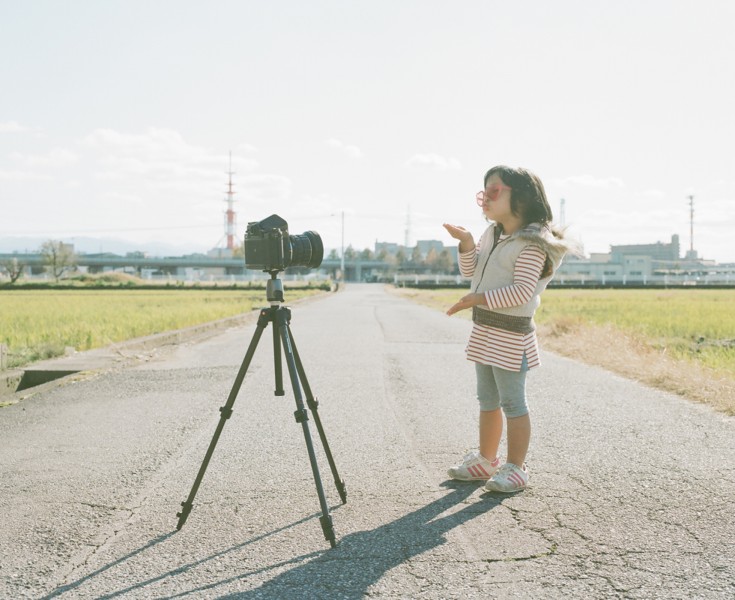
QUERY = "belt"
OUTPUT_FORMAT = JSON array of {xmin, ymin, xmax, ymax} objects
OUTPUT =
[{"xmin": 472, "ymin": 307, "xmax": 535, "ymax": 334}]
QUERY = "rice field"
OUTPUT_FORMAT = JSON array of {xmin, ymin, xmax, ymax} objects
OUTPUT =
[
  {"xmin": 0, "ymin": 288, "xmax": 327, "ymax": 368},
  {"xmin": 536, "ymin": 289, "xmax": 735, "ymax": 375},
  {"xmin": 393, "ymin": 287, "xmax": 735, "ymax": 377}
]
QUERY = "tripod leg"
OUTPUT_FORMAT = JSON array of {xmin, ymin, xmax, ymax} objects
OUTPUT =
[
  {"xmin": 276, "ymin": 309, "xmax": 337, "ymax": 548},
  {"xmin": 287, "ymin": 323, "xmax": 347, "ymax": 505},
  {"xmin": 176, "ymin": 308, "xmax": 271, "ymax": 530},
  {"xmin": 272, "ymin": 310, "xmax": 285, "ymax": 397}
]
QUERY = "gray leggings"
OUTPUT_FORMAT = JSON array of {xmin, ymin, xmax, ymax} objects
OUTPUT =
[{"xmin": 475, "ymin": 355, "xmax": 529, "ymax": 418}]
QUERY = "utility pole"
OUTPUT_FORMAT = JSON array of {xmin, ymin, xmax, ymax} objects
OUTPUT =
[
  {"xmin": 404, "ymin": 204, "xmax": 412, "ymax": 249},
  {"xmin": 559, "ymin": 198, "xmax": 566, "ymax": 226},
  {"xmin": 687, "ymin": 195, "xmax": 694, "ymax": 254},
  {"xmin": 340, "ymin": 210, "xmax": 345, "ymax": 276}
]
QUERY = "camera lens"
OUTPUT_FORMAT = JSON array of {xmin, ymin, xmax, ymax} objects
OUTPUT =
[{"xmin": 289, "ymin": 231, "xmax": 324, "ymax": 268}]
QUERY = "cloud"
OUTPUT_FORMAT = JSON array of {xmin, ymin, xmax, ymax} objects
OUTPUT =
[
  {"xmin": 9, "ymin": 148, "xmax": 78, "ymax": 168},
  {"xmin": 84, "ymin": 128, "xmax": 260, "ymax": 194},
  {"xmin": 551, "ymin": 174, "xmax": 625, "ymax": 188},
  {"xmin": 404, "ymin": 153, "xmax": 461, "ymax": 171},
  {"xmin": 325, "ymin": 138, "xmax": 363, "ymax": 158},
  {"xmin": 0, "ymin": 121, "xmax": 41, "ymax": 134},
  {"xmin": 635, "ymin": 189, "xmax": 666, "ymax": 199},
  {"xmin": 0, "ymin": 170, "xmax": 53, "ymax": 182}
]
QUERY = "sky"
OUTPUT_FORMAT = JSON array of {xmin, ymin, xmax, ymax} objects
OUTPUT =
[{"xmin": 1, "ymin": 0, "xmax": 734, "ymax": 262}]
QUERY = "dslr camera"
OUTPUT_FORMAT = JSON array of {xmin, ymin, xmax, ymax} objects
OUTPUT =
[{"xmin": 243, "ymin": 214, "xmax": 324, "ymax": 272}]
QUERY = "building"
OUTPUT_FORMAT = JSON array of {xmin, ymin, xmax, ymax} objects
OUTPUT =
[{"xmin": 554, "ymin": 233, "xmax": 727, "ymax": 285}]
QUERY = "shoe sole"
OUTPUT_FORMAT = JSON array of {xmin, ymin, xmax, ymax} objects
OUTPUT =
[
  {"xmin": 447, "ymin": 472, "xmax": 489, "ymax": 481},
  {"xmin": 448, "ymin": 470, "xmax": 499, "ymax": 482},
  {"xmin": 484, "ymin": 484, "xmax": 527, "ymax": 493}
]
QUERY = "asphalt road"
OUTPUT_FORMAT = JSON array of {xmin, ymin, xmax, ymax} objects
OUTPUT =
[{"xmin": 1, "ymin": 284, "xmax": 733, "ymax": 599}]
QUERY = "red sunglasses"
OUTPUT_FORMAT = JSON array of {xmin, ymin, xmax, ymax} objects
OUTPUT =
[{"xmin": 476, "ymin": 184, "xmax": 511, "ymax": 205}]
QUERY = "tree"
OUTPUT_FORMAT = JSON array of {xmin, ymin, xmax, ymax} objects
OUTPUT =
[
  {"xmin": 360, "ymin": 248, "xmax": 374, "ymax": 260},
  {"xmin": 425, "ymin": 247, "xmax": 439, "ymax": 272},
  {"xmin": 377, "ymin": 249, "xmax": 395, "ymax": 266},
  {"xmin": 395, "ymin": 248, "xmax": 407, "ymax": 268},
  {"xmin": 410, "ymin": 246, "xmax": 423, "ymax": 265},
  {"xmin": 327, "ymin": 248, "xmax": 339, "ymax": 260},
  {"xmin": 1, "ymin": 257, "xmax": 24, "ymax": 284},
  {"xmin": 344, "ymin": 245, "xmax": 357, "ymax": 260},
  {"xmin": 40, "ymin": 240, "xmax": 77, "ymax": 282},
  {"xmin": 436, "ymin": 249, "xmax": 455, "ymax": 274}
]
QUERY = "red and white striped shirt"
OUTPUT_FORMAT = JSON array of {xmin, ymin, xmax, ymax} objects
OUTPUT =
[{"xmin": 459, "ymin": 240, "xmax": 546, "ymax": 371}]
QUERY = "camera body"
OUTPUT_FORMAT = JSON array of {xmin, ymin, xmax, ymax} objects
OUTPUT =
[{"xmin": 243, "ymin": 214, "xmax": 323, "ymax": 272}]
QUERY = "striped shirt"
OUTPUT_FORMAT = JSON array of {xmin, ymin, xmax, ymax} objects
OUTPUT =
[{"xmin": 459, "ymin": 238, "xmax": 546, "ymax": 371}]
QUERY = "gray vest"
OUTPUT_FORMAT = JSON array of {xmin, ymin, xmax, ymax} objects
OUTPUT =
[{"xmin": 471, "ymin": 224, "xmax": 557, "ymax": 319}]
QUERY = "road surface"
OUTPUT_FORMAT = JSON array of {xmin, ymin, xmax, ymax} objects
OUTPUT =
[{"xmin": 1, "ymin": 284, "xmax": 733, "ymax": 599}]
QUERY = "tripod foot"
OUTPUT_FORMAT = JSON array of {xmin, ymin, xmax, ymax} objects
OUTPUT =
[
  {"xmin": 320, "ymin": 514, "xmax": 337, "ymax": 548},
  {"xmin": 176, "ymin": 501, "xmax": 193, "ymax": 530},
  {"xmin": 337, "ymin": 480, "xmax": 347, "ymax": 505}
]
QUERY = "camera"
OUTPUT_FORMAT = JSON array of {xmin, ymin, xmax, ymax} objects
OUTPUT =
[{"xmin": 243, "ymin": 214, "xmax": 324, "ymax": 272}]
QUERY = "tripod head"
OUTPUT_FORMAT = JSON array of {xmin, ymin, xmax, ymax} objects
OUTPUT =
[{"xmin": 266, "ymin": 271, "xmax": 285, "ymax": 304}]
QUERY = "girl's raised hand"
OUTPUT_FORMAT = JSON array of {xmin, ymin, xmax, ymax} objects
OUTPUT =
[{"xmin": 442, "ymin": 223, "xmax": 473, "ymax": 243}]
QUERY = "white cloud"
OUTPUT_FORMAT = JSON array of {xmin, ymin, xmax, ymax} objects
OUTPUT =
[
  {"xmin": 325, "ymin": 138, "xmax": 363, "ymax": 158},
  {"xmin": 84, "ymin": 128, "xmax": 260, "ymax": 195},
  {"xmin": 9, "ymin": 148, "xmax": 78, "ymax": 168},
  {"xmin": 551, "ymin": 174, "xmax": 626, "ymax": 188},
  {"xmin": 405, "ymin": 153, "xmax": 461, "ymax": 171},
  {"xmin": 0, "ymin": 170, "xmax": 53, "ymax": 181},
  {"xmin": 0, "ymin": 121, "xmax": 40, "ymax": 134},
  {"xmin": 635, "ymin": 189, "xmax": 666, "ymax": 199}
]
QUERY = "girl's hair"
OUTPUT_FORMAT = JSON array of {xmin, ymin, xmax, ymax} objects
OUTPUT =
[
  {"xmin": 484, "ymin": 165, "xmax": 556, "ymax": 277},
  {"xmin": 483, "ymin": 165, "xmax": 553, "ymax": 227}
]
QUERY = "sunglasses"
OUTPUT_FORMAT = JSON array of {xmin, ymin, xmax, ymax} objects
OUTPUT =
[{"xmin": 476, "ymin": 184, "xmax": 511, "ymax": 206}]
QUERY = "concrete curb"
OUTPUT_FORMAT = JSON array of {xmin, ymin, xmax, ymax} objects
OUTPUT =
[{"xmin": 0, "ymin": 288, "xmax": 337, "ymax": 404}]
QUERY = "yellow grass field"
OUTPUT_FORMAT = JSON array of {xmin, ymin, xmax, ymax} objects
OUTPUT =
[
  {"xmin": 0, "ymin": 288, "xmax": 326, "ymax": 368},
  {"xmin": 392, "ymin": 287, "xmax": 735, "ymax": 415}
]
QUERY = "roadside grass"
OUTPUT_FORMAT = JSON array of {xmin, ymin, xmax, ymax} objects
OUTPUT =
[
  {"xmin": 0, "ymin": 287, "xmax": 327, "ymax": 368},
  {"xmin": 390, "ymin": 286, "xmax": 735, "ymax": 415}
]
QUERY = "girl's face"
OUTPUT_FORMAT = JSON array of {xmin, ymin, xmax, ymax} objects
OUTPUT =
[{"xmin": 481, "ymin": 174, "xmax": 514, "ymax": 223}]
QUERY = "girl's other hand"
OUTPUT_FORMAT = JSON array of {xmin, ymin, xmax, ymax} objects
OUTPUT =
[{"xmin": 447, "ymin": 293, "xmax": 483, "ymax": 316}]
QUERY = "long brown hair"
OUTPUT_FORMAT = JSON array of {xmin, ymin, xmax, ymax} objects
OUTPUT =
[
  {"xmin": 483, "ymin": 165, "xmax": 553, "ymax": 227},
  {"xmin": 484, "ymin": 165, "xmax": 556, "ymax": 277}
]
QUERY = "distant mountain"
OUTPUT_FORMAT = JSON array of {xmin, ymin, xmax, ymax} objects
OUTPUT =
[{"xmin": 0, "ymin": 236, "xmax": 213, "ymax": 257}]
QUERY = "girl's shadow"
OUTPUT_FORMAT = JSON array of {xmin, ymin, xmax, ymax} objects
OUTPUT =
[
  {"xmin": 44, "ymin": 482, "xmax": 503, "ymax": 599},
  {"xmin": 200, "ymin": 482, "xmax": 503, "ymax": 599}
]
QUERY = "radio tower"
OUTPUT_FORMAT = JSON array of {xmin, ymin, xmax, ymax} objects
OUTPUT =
[{"xmin": 224, "ymin": 151, "xmax": 237, "ymax": 250}]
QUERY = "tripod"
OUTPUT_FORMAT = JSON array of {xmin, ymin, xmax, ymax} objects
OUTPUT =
[{"xmin": 176, "ymin": 273, "xmax": 347, "ymax": 548}]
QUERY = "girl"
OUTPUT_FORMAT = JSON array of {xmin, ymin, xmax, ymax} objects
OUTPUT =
[{"xmin": 444, "ymin": 165, "xmax": 573, "ymax": 493}]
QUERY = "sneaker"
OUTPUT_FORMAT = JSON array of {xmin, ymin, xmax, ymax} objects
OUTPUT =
[
  {"xmin": 484, "ymin": 463, "xmax": 529, "ymax": 493},
  {"xmin": 447, "ymin": 451, "xmax": 501, "ymax": 481}
]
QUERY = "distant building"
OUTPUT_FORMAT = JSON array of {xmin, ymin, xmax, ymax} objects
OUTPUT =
[
  {"xmin": 610, "ymin": 234, "xmax": 680, "ymax": 262},
  {"xmin": 555, "ymin": 233, "xmax": 728, "ymax": 285}
]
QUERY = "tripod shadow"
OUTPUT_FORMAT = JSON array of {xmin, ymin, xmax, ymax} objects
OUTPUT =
[
  {"xmin": 42, "ymin": 512, "xmax": 323, "ymax": 599},
  {"xmin": 43, "ymin": 483, "xmax": 502, "ymax": 599},
  {"xmin": 41, "ymin": 532, "xmax": 175, "ymax": 599},
  {"xmin": 182, "ymin": 482, "xmax": 503, "ymax": 599}
]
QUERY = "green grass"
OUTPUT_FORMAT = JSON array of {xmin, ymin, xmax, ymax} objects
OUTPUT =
[
  {"xmin": 0, "ymin": 288, "xmax": 327, "ymax": 368},
  {"xmin": 393, "ymin": 287, "xmax": 735, "ymax": 377},
  {"xmin": 536, "ymin": 289, "xmax": 735, "ymax": 376}
]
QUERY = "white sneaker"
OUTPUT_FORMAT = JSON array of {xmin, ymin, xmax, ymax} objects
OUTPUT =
[
  {"xmin": 447, "ymin": 451, "xmax": 501, "ymax": 481},
  {"xmin": 484, "ymin": 462, "xmax": 529, "ymax": 492}
]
